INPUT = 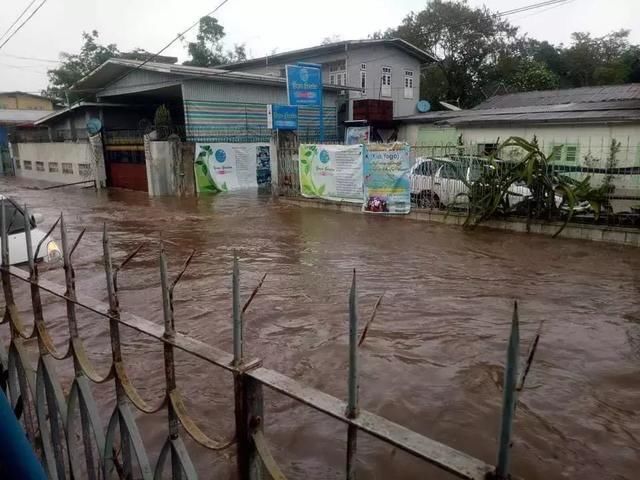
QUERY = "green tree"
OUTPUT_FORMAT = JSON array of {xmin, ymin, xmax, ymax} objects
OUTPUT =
[
  {"xmin": 183, "ymin": 16, "xmax": 246, "ymax": 67},
  {"xmin": 45, "ymin": 30, "xmax": 119, "ymax": 104},
  {"xmin": 389, "ymin": 0, "xmax": 519, "ymax": 108}
]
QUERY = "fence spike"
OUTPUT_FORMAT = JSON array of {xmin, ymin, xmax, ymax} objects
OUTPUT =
[
  {"xmin": 495, "ymin": 301, "xmax": 520, "ymax": 479},
  {"xmin": 346, "ymin": 269, "xmax": 359, "ymax": 480},
  {"xmin": 232, "ymin": 252, "xmax": 242, "ymax": 367},
  {"xmin": 23, "ymin": 204, "xmax": 35, "ymax": 276},
  {"xmin": 1, "ymin": 201, "xmax": 8, "ymax": 266}
]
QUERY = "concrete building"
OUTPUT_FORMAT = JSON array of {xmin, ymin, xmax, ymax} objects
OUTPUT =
[
  {"xmin": 222, "ymin": 39, "xmax": 435, "ymax": 120},
  {"xmin": 0, "ymin": 92, "xmax": 54, "ymax": 111}
]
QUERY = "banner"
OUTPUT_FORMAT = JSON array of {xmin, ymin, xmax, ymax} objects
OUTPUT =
[
  {"xmin": 363, "ymin": 143, "xmax": 411, "ymax": 214},
  {"xmin": 345, "ymin": 126, "xmax": 370, "ymax": 145},
  {"xmin": 267, "ymin": 104, "xmax": 298, "ymax": 130},
  {"xmin": 194, "ymin": 143, "xmax": 271, "ymax": 193},
  {"xmin": 299, "ymin": 144, "xmax": 363, "ymax": 203},
  {"xmin": 286, "ymin": 64, "xmax": 322, "ymax": 107}
]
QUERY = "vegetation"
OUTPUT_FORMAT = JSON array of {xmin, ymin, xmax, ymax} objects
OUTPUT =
[
  {"xmin": 153, "ymin": 105, "xmax": 172, "ymax": 139},
  {"xmin": 182, "ymin": 16, "xmax": 246, "ymax": 67},
  {"xmin": 377, "ymin": 0, "xmax": 640, "ymax": 108},
  {"xmin": 459, "ymin": 137, "xmax": 610, "ymax": 237}
]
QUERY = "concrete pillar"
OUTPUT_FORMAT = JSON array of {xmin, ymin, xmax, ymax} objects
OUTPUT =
[{"xmin": 89, "ymin": 133, "xmax": 107, "ymax": 188}]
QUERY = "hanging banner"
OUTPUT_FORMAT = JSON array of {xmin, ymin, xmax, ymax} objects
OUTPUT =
[
  {"xmin": 299, "ymin": 144, "xmax": 363, "ymax": 203},
  {"xmin": 363, "ymin": 143, "xmax": 411, "ymax": 214},
  {"xmin": 194, "ymin": 143, "xmax": 271, "ymax": 193},
  {"xmin": 345, "ymin": 126, "xmax": 370, "ymax": 145}
]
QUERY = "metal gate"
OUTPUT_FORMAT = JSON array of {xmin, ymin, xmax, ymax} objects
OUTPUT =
[{"xmin": 103, "ymin": 129, "xmax": 148, "ymax": 192}]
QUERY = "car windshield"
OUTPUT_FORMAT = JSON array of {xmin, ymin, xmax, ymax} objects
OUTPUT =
[
  {"xmin": 438, "ymin": 162, "xmax": 465, "ymax": 180},
  {"xmin": 0, "ymin": 198, "xmax": 35, "ymax": 235},
  {"xmin": 414, "ymin": 161, "xmax": 434, "ymax": 175},
  {"xmin": 468, "ymin": 163, "xmax": 484, "ymax": 182}
]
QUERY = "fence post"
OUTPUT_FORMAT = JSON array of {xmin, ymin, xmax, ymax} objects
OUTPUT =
[
  {"xmin": 495, "ymin": 302, "xmax": 519, "ymax": 479},
  {"xmin": 232, "ymin": 253, "xmax": 264, "ymax": 480},
  {"xmin": 346, "ymin": 270, "xmax": 359, "ymax": 480}
]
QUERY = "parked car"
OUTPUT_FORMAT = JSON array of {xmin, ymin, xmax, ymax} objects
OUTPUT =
[
  {"xmin": 0, "ymin": 195, "xmax": 61, "ymax": 265},
  {"xmin": 410, "ymin": 157, "xmax": 532, "ymax": 209}
]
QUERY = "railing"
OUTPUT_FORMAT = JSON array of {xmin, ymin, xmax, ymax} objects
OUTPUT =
[{"xmin": 0, "ymin": 204, "xmax": 533, "ymax": 479}]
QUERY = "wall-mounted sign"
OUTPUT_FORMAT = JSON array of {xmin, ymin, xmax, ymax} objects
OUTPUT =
[
  {"xmin": 267, "ymin": 104, "xmax": 298, "ymax": 130},
  {"xmin": 345, "ymin": 126, "xmax": 370, "ymax": 145},
  {"xmin": 286, "ymin": 64, "xmax": 322, "ymax": 107}
]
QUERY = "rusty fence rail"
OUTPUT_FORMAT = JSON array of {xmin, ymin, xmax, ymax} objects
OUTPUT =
[{"xmin": 0, "ymin": 205, "xmax": 530, "ymax": 480}]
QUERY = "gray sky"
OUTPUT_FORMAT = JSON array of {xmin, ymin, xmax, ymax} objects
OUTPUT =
[{"xmin": 0, "ymin": 0, "xmax": 638, "ymax": 94}]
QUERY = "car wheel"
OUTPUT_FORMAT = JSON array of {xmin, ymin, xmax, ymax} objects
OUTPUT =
[{"xmin": 417, "ymin": 191, "xmax": 440, "ymax": 209}]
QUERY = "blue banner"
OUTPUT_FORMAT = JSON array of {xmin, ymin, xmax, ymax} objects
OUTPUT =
[
  {"xmin": 286, "ymin": 65, "xmax": 322, "ymax": 107},
  {"xmin": 269, "ymin": 104, "xmax": 298, "ymax": 130}
]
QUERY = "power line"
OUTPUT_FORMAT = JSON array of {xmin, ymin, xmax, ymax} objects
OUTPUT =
[
  {"xmin": 0, "ymin": 0, "xmax": 39, "ymax": 44},
  {"xmin": 0, "ymin": 0, "xmax": 50, "ymax": 51},
  {"xmin": 0, "ymin": 52, "xmax": 60, "ymax": 63}
]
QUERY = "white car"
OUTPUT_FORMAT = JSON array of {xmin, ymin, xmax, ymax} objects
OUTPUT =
[
  {"xmin": 410, "ymin": 158, "xmax": 532, "ymax": 209},
  {"xmin": 0, "ymin": 195, "xmax": 61, "ymax": 265}
]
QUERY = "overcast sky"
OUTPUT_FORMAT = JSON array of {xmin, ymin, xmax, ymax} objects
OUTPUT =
[{"xmin": 0, "ymin": 0, "xmax": 638, "ymax": 94}]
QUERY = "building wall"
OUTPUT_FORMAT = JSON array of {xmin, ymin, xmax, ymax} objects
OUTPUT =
[
  {"xmin": 182, "ymin": 79, "xmax": 339, "ymax": 141},
  {"xmin": 0, "ymin": 94, "xmax": 53, "ymax": 111},
  {"xmin": 229, "ymin": 44, "xmax": 423, "ymax": 118},
  {"xmin": 13, "ymin": 142, "xmax": 98, "ymax": 183}
]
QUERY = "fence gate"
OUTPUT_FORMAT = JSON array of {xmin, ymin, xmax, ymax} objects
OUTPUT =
[{"xmin": 103, "ymin": 129, "xmax": 148, "ymax": 192}]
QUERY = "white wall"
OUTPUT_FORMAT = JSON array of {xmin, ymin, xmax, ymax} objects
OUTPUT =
[{"xmin": 14, "ymin": 142, "xmax": 101, "ymax": 184}]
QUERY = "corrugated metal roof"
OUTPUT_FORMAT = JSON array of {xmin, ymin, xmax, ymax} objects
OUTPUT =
[
  {"xmin": 222, "ymin": 38, "xmax": 436, "ymax": 69},
  {"xmin": 0, "ymin": 109, "xmax": 50, "ymax": 125},
  {"xmin": 474, "ymin": 84, "xmax": 640, "ymax": 109}
]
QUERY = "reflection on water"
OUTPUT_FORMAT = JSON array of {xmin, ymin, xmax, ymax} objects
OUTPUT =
[{"xmin": 2, "ymin": 177, "xmax": 640, "ymax": 480}]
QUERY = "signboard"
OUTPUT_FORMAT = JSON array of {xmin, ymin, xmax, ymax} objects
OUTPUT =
[
  {"xmin": 299, "ymin": 144, "xmax": 363, "ymax": 203},
  {"xmin": 267, "ymin": 104, "xmax": 298, "ymax": 130},
  {"xmin": 363, "ymin": 143, "xmax": 411, "ymax": 214},
  {"xmin": 286, "ymin": 64, "xmax": 322, "ymax": 107},
  {"xmin": 345, "ymin": 126, "xmax": 370, "ymax": 145},
  {"xmin": 194, "ymin": 143, "xmax": 271, "ymax": 193}
]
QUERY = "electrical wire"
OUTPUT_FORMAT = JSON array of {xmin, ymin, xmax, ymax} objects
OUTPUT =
[
  {"xmin": 0, "ymin": 0, "xmax": 39, "ymax": 44},
  {"xmin": 0, "ymin": 52, "xmax": 60, "ymax": 63},
  {"xmin": 0, "ymin": 0, "xmax": 50, "ymax": 51}
]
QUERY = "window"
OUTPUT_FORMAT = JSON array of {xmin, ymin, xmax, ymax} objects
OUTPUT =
[
  {"xmin": 23, "ymin": 160, "xmax": 32, "ymax": 170},
  {"xmin": 360, "ymin": 70, "xmax": 367, "ymax": 91},
  {"xmin": 415, "ymin": 161, "xmax": 435, "ymax": 176},
  {"xmin": 0, "ymin": 198, "xmax": 34, "ymax": 235},
  {"xmin": 549, "ymin": 144, "xmax": 579, "ymax": 163},
  {"xmin": 439, "ymin": 163, "xmax": 464, "ymax": 180},
  {"xmin": 78, "ymin": 163, "xmax": 91, "ymax": 176},
  {"xmin": 404, "ymin": 70, "xmax": 414, "ymax": 99},
  {"xmin": 381, "ymin": 66, "xmax": 392, "ymax": 97},
  {"xmin": 48, "ymin": 162, "xmax": 58, "ymax": 173},
  {"xmin": 36, "ymin": 161, "xmax": 44, "ymax": 172},
  {"xmin": 15, "ymin": 159, "xmax": 20, "ymax": 169},
  {"xmin": 478, "ymin": 143, "xmax": 498, "ymax": 156},
  {"xmin": 360, "ymin": 63, "xmax": 366, "ymax": 71},
  {"xmin": 62, "ymin": 162, "xmax": 74, "ymax": 174},
  {"xmin": 328, "ymin": 60, "xmax": 346, "ymax": 72},
  {"xmin": 329, "ymin": 74, "xmax": 335, "ymax": 85}
]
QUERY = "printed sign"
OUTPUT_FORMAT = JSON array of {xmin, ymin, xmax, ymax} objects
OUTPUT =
[
  {"xmin": 194, "ymin": 143, "xmax": 271, "ymax": 193},
  {"xmin": 299, "ymin": 144, "xmax": 363, "ymax": 203},
  {"xmin": 267, "ymin": 104, "xmax": 298, "ymax": 130},
  {"xmin": 345, "ymin": 126, "xmax": 370, "ymax": 145},
  {"xmin": 363, "ymin": 143, "xmax": 411, "ymax": 214},
  {"xmin": 286, "ymin": 64, "xmax": 322, "ymax": 107}
]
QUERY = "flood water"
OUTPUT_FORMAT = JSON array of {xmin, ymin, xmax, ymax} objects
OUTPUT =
[{"xmin": 1, "ymin": 176, "xmax": 639, "ymax": 479}]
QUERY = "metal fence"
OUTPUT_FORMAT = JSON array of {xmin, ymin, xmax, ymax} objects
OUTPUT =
[
  {"xmin": 0, "ymin": 206, "xmax": 530, "ymax": 479},
  {"xmin": 11, "ymin": 128, "xmax": 90, "ymax": 144}
]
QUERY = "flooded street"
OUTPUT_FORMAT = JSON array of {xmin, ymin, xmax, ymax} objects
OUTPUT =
[{"xmin": 1, "ymin": 176, "xmax": 639, "ymax": 479}]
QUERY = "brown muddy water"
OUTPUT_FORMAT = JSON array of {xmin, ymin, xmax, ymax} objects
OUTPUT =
[{"xmin": 1, "ymin": 176, "xmax": 639, "ymax": 480}]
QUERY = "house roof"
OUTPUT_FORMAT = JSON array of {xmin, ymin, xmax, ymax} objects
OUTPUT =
[
  {"xmin": 0, "ymin": 109, "xmax": 50, "ymax": 126},
  {"xmin": 396, "ymin": 84, "xmax": 640, "ymax": 127},
  {"xmin": 221, "ymin": 38, "xmax": 436, "ymax": 69},
  {"xmin": 473, "ymin": 84, "xmax": 640, "ymax": 109},
  {"xmin": 72, "ymin": 58, "xmax": 357, "ymax": 93},
  {"xmin": 0, "ymin": 91, "xmax": 51, "ymax": 102},
  {"xmin": 33, "ymin": 102, "xmax": 134, "ymax": 126}
]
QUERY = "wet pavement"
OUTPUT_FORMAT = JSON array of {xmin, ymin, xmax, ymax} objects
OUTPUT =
[{"xmin": 1, "ymin": 176, "xmax": 639, "ymax": 479}]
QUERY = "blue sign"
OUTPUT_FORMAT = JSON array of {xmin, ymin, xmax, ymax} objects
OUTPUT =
[
  {"xmin": 286, "ymin": 64, "xmax": 322, "ymax": 107},
  {"xmin": 270, "ymin": 104, "xmax": 298, "ymax": 130}
]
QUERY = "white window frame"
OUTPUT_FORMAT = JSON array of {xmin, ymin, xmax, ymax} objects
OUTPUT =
[
  {"xmin": 360, "ymin": 63, "xmax": 366, "ymax": 71},
  {"xmin": 381, "ymin": 66, "xmax": 392, "ymax": 98},
  {"xmin": 360, "ymin": 70, "xmax": 367, "ymax": 92},
  {"xmin": 404, "ymin": 70, "xmax": 414, "ymax": 99}
]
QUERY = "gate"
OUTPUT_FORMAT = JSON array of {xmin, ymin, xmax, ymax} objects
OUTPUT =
[
  {"xmin": 103, "ymin": 129, "xmax": 148, "ymax": 192},
  {"xmin": 0, "ymin": 206, "xmax": 537, "ymax": 479}
]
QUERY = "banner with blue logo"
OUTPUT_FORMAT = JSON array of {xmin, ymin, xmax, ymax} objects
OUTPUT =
[
  {"xmin": 267, "ymin": 104, "xmax": 298, "ymax": 130},
  {"xmin": 286, "ymin": 65, "xmax": 322, "ymax": 107},
  {"xmin": 299, "ymin": 144, "xmax": 363, "ymax": 203},
  {"xmin": 194, "ymin": 143, "xmax": 271, "ymax": 193},
  {"xmin": 362, "ymin": 143, "xmax": 411, "ymax": 214}
]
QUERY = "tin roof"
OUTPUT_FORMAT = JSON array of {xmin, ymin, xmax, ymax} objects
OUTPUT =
[{"xmin": 0, "ymin": 109, "xmax": 50, "ymax": 126}]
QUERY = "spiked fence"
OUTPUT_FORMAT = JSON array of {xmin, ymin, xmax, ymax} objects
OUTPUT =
[{"xmin": 0, "ymin": 205, "xmax": 533, "ymax": 479}]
